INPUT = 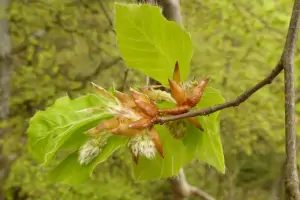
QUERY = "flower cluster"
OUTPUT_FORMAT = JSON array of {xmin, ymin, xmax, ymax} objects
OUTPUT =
[
  {"xmin": 78, "ymin": 135, "xmax": 109, "ymax": 165},
  {"xmin": 78, "ymin": 82, "xmax": 164, "ymax": 164},
  {"xmin": 78, "ymin": 61, "xmax": 209, "ymax": 165}
]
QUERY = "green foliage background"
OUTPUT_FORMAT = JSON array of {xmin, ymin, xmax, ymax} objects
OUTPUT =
[{"xmin": 1, "ymin": 0, "xmax": 300, "ymax": 199}]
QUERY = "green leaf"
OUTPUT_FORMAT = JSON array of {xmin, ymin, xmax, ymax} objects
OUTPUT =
[
  {"xmin": 48, "ymin": 136, "xmax": 128, "ymax": 185},
  {"xmin": 115, "ymin": 3, "xmax": 193, "ymax": 87},
  {"xmin": 184, "ymin": 87, "xmax": 226, "ymax": 173},
  {"xmin": 188, "ymin": 115, "xmax": 225, "ymax": 173},
  {"xmin": 27, "ymin": 94, "xmax": 112, "ymax": 165}
]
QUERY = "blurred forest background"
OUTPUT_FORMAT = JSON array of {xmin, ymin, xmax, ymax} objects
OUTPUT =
[{"xmin": 0, "ymin": 0, "xmax": 300, "ymax": 199}]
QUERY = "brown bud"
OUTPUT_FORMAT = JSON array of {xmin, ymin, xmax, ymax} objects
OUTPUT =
[
  {"xmin": 187, "ymin": 117, "xmax": 204, "ymax": 132},
  {"xmin": 87, "ymin": 118, "xmax": 119, "ymax": 135},
  {"xmin": 134, "ymin": 100, "xmax": 158, "ymax": 117},
  {"xmin": 168, "ymin": 78, "xmax": 186, "ymax": 106},
  {"xmin": 110, "ymin": 118, "xmax": 142, "ymax": 136},
  {"xmin": 186, "ymin": 77, "xmax": 210, "ymax": 107},
  {"xmin": 130, "ymin": 88, "xmax": 150, "ymax": 103},
  {"xmin": 129, "ymin": 117, "xmax": 152, "ymax": 130},
  {"xmin": 115, "ymin": 91, "xmax": 136, "ymax": 108},
  {"xmin": 149, "ymin": 127, "xmax": 164, "ymax": 158},
  {"xmin": 132, "ymin": 151, "xmax": 139, "ymax": 165},
  {"xmin": 173, "ymin": 61, "xmax": 181, "ymax": 84}
]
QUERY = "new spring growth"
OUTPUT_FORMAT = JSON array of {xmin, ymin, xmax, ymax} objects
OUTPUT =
[
  {"xmin": 80, "ymin": 61, "xmax": 210, "ymax": 165},
  {"xmin": 159, "ymin": 61, "xmax": 210, "ymax": 132},
  {"xmin": 79, "ymin": 135, "xmax": 109, "ymax": 165},
  {"xmin": 82, "ymin": 84, "xmax": 164, "ymax": 164}
]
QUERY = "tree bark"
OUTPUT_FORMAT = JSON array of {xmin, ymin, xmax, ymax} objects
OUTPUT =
[
  {"xmin": 269, "ymin": 163, "xmax": 285, "ymax": 200},
  {"xmin": 157, "ymin": 0, "xmax": 182, "ymax": 24},
  {"xmin": 0, "ymin": 1, "xmax": 11, "ymax": 121},
  {"xmin": 282, "ymin": 0, "xmax": 300, "ymax": 199},
  {"xmin": 0, "ymin": 0, "xmax": 12, "ymax": 199}
]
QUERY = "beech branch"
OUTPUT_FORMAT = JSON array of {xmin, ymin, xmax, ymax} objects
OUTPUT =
[{"xmin": 157, "ymin": 62, "xmax": 283, "ymax": 123}]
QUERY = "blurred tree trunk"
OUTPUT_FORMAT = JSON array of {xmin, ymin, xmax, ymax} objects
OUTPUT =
[
  {"xmin": 0, "ymin": 0, "xmax": 12, "ymax": 199},
  {"xmin": 269, "ymin": 163, "xmax": 285, "ymax": 200}
]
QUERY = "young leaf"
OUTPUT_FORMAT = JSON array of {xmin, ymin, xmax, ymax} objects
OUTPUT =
[
  {"xmin": 27, "ymin": 94, "xmax": 112, "ymax": 165},
  {"xmin": 48, "ymin": 136, "xmax": 128, "ymax": 185},
  {"xmin": 197, "ymin": 115, "xmax": 224, "ymax": 172},
  {"xmin": 115, "ymin": 3, "xmax": 193, "ymax": 87},
  {"xmin": 183, "ymin": 87, "xmax": 226, "ymax": 173}
]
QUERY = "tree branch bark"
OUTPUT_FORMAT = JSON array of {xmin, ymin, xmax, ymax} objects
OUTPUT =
[
  {"xmin": 281, "ymin": 0, "xmax": 300, "ymax": 199},
  {"xmin": 157, "ymin": 62, "xmax": 283, "ymax": 123}
]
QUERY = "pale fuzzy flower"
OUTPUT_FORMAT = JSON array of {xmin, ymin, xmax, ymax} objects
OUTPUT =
[
  {"xmin": 182, "ymin": 80, "xmax": 198, "ymax": 92},
  {"xmin": 140, "ymin": 88, "xmax": 176, "ymax": 104},
  {"xmin": 78, "ymin": 137, "xmax": 108, "ymax": 165},
  {"xmin": 166, "ymin": 120, "xmax": 188, "ymax": 139},
  {"xmin": 128, "ymin": 133, "xmax": 156, "ymax": 159}
]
